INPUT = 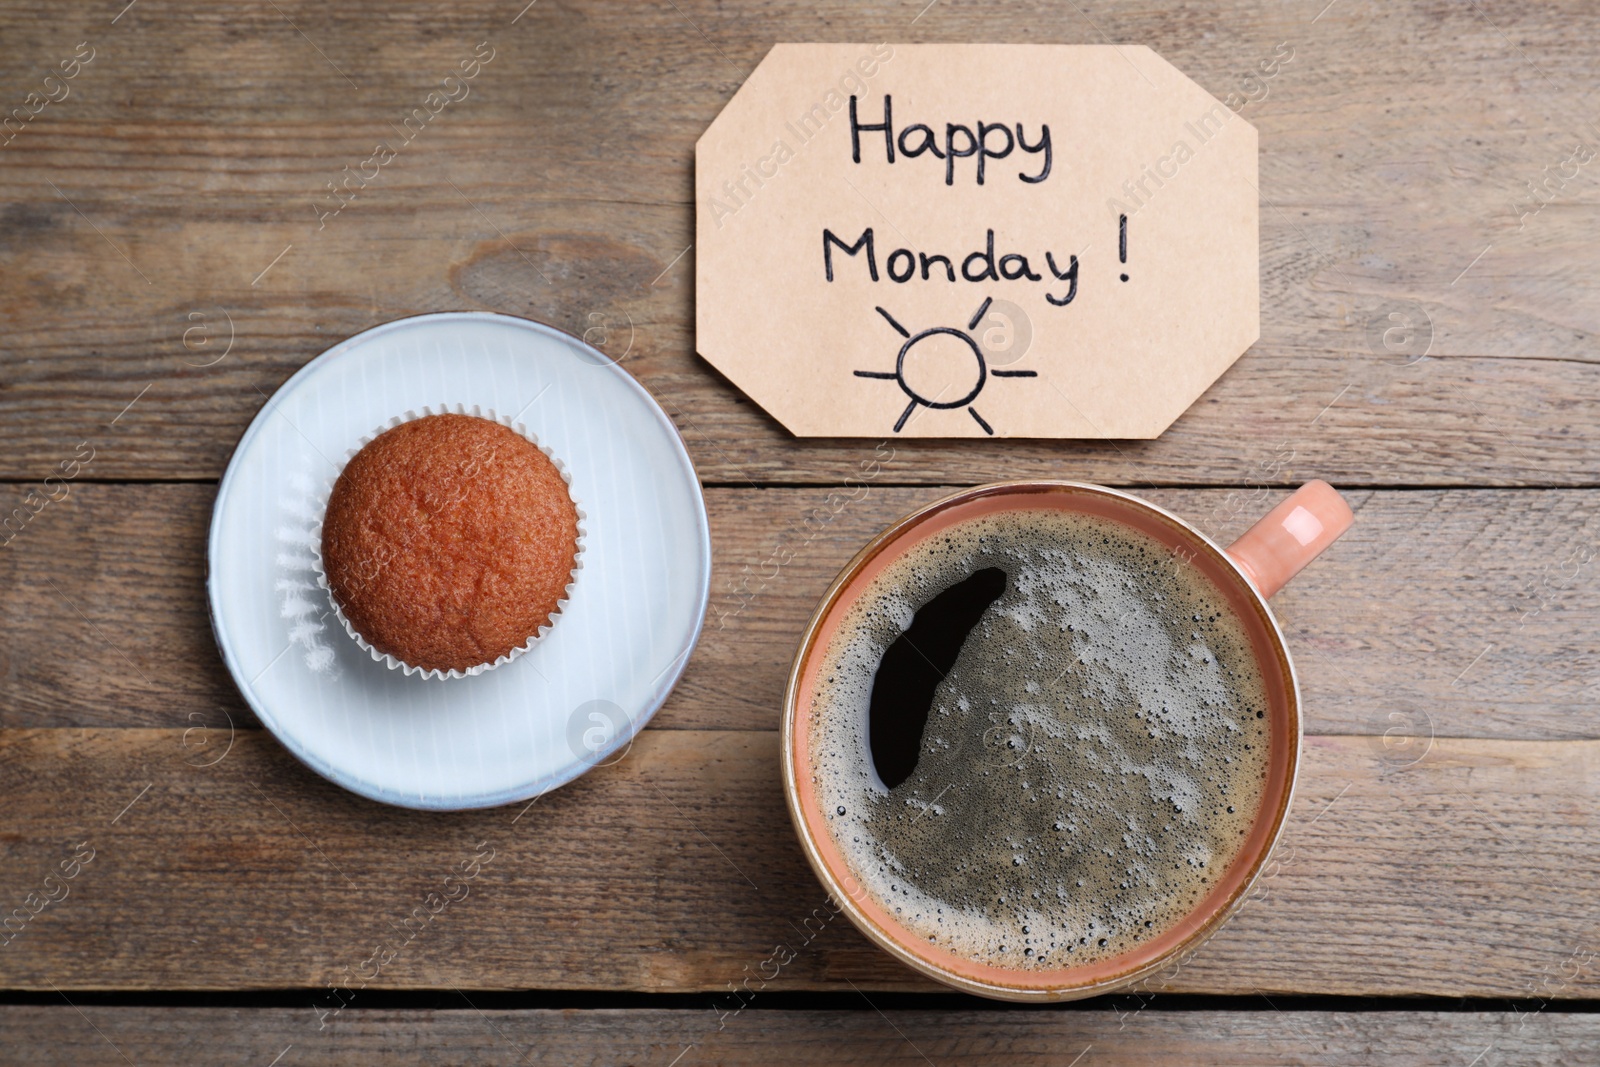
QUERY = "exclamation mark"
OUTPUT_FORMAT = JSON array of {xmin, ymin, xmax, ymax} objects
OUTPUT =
[{"xmin": 1119, "ymin": 214, "xmax": 1129, "ymax": 282}]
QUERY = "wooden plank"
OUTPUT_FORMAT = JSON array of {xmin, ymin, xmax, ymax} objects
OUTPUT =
[
  {"xmin": 1, "ymin": 727, "xmax": 1598, "ymax": 997},
  {"xmin": 1, "ymin": 2, "xmax": 1598, "ymax": 482},
  {"xmin": 2, "ymin": 1006, "xmax": 1597, "ymax": 1066},
  {"xmin": 2, "ymin": 484, "xmax": 1596, "ymax": 743}
]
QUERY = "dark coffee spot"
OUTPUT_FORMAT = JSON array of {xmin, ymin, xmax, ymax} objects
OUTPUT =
[{"xmin": 869, "ymin": 567, "xmax": 1006, "ymax": 789}]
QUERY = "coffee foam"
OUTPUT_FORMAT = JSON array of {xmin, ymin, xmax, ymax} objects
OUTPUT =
[{"xmin": 808, "ymin": 507, "xmax": 1271, "ymax": 972}]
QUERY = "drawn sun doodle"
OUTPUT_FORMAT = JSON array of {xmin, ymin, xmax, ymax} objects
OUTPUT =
[{"xmin": 853, "ymin": 297, "xmax": 1038, "ymax": 435}]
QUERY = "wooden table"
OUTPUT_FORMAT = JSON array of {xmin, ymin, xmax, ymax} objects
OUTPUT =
[{"xmin": 3, "ymin": 1, "xmax": 1598, "ymax": 1062}]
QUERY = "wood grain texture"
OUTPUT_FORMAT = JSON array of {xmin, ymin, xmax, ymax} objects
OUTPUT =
[
  {"xmin": 1, "ymin": 727, "xmax": 1598, "ymax": 997},
  {"xmin": 1, "ymin": 1, "xmax": 1598, "ymax": 483},
  {"xmin": 2, "ymin": 484, "xmax": 1596, "ymax": 742},
  {"xmin": 2, "ymin": 1006, "xmax": 1597, "ymax": 1066}
]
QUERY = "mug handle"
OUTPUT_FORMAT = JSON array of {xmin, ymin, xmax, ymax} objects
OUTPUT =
[{"xmin": 1225, "ymin": 480, "xmax": 1354, "ymax": 599}]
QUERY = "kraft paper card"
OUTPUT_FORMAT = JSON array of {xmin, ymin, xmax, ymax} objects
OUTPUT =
[{"xmin": 695, "ymin": 43, "xmax": 1259, "ymax": 438}]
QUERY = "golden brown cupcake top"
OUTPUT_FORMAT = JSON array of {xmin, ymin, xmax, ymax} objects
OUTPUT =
[{"xmin": 321, "ymin": 413, "xmax": 578, "ymax": 674}]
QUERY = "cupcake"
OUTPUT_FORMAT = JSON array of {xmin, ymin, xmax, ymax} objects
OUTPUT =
[{"xmin": 319, "ymin": 409, "xmax": 581, "ymax": 677}]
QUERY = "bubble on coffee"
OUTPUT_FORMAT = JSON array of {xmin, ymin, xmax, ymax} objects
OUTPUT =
[{"xmin": 809, "ymin": 508, "xmax": 1271, "ymax": 971}]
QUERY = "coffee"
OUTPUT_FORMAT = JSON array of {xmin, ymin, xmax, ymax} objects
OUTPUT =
[{"xmin": 807, "ymin": 507, "xmax": 1271, "ymax": 972}]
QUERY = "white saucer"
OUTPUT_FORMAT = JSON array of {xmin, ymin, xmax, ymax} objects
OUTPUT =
[{"xmin": 207, "ymin": 312, "xmax": 711, "ymax": 810}]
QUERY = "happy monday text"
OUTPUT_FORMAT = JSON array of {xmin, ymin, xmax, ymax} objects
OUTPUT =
[{"xmin": 821, "ymin": 94, "xmax": 1081, "ymax": 304}]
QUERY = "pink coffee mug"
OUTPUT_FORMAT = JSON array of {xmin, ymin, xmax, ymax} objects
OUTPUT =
[{"xmin": 782, "ymin": 480, "xmax": 1353, "ymax": 1000}]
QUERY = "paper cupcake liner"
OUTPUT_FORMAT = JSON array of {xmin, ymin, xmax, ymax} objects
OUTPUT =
[{"xmin": 312, "ymin": 403, "xmax": 586, "ymax": 680}]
